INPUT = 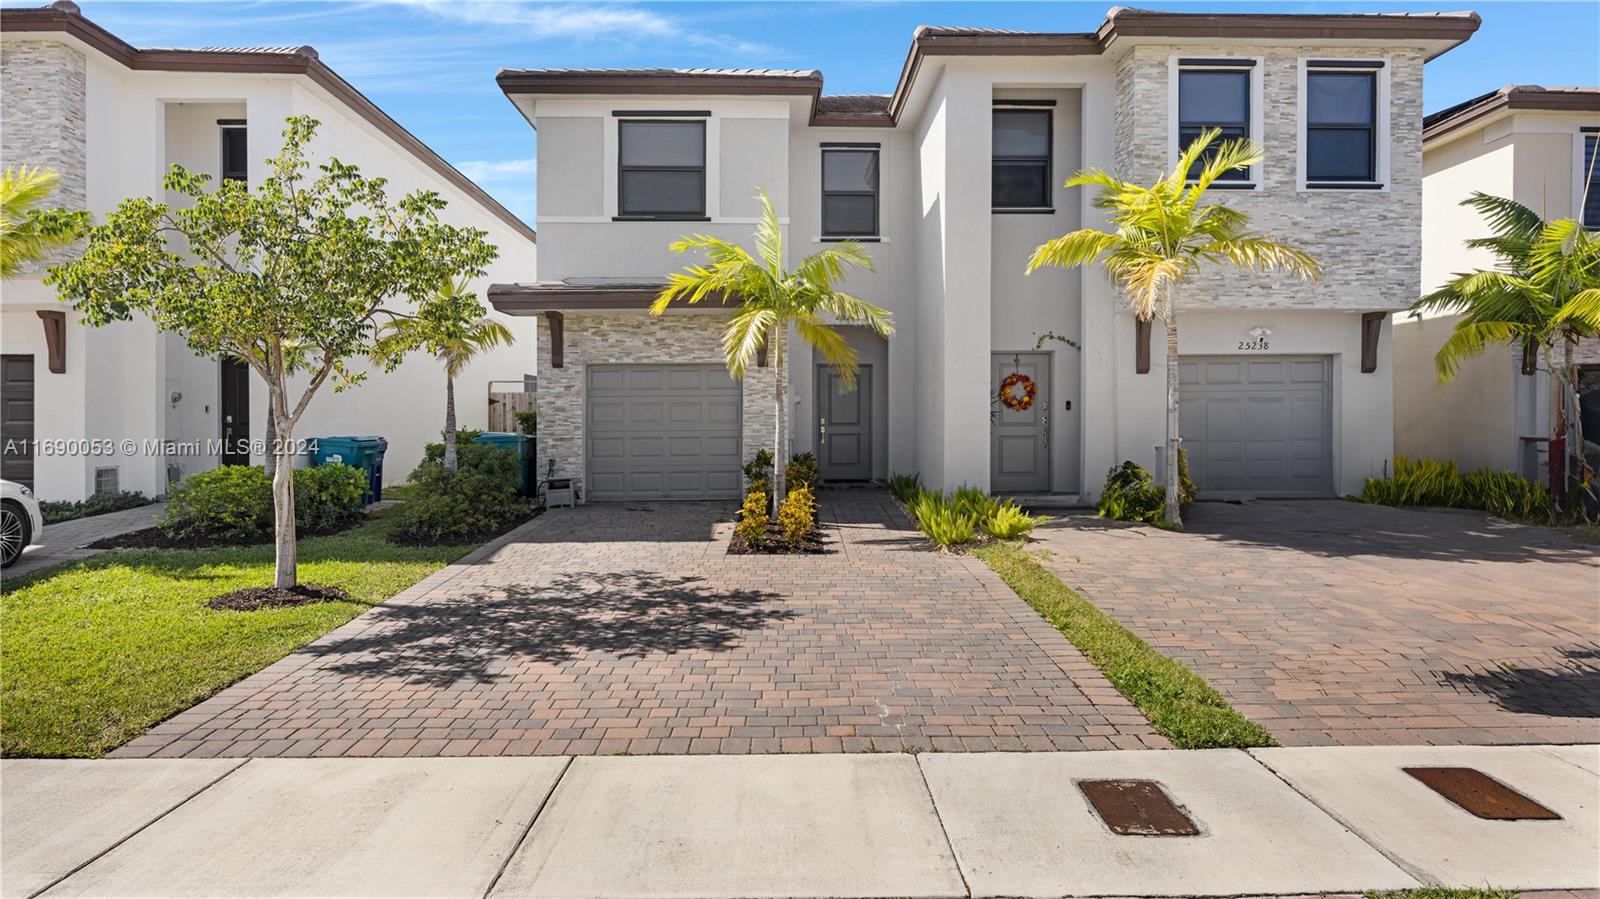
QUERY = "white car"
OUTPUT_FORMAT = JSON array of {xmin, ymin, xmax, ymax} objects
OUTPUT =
[{"xmin": 1, "ymin": 480, "xmax": 44, "ymax": 569}]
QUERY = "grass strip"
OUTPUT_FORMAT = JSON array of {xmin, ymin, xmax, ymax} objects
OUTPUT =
[
  {"xmin": 1364, "ymin": 890, "xmax": 1517, "ymax": 899},
  {"xmin": 974, "ymin": 540, "xmax": 1276, "ymax": 750},
  {"xmin": 2, "ymin": 507, "xmax": 478, "ymax": 758}
]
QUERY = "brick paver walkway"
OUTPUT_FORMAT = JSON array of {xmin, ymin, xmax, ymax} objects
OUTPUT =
[
  {"xmin": 1029, "ymin": 501, "xmax": 1600, "ymax": 747},
  {"xmin": 112, "ymin": 490, "xmax": 1162, "ymax": 758}
]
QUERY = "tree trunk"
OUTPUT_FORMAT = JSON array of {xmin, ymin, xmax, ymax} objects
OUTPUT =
[
  {"xmin": 268, "ymin": 386, "xmax": 298, "ymax": 589},
  {"xmin": 1164, "ymin": 316, "xmax": 1183, "ymax": 529},
  {"xmin": 443, "ymin": 374, "xmax": 459, "ymax": 472},
  {"xmin": 771, "ymin": 327, "xmax": 787, "ymax": 516},
  {"xmin": 263, "ymin": 411, "xmax": 278, "ymax": 479}
]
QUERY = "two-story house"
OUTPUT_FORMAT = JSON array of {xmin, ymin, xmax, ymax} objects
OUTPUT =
[
  {"xmin": 488, "ymin": 7, "xmax": 1478, "ymax": 503},
  {"xmin": 1396, "ymin": 85, "xmax": 1600, "ymax": 481},
  {"xmin": 1, "ymin": 1, "xmax": 538, "ymax": 501}
]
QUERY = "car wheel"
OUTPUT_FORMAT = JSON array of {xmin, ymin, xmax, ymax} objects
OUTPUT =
[{"xmin": 0, "ymin": 501, "xmax": 29, "ymax": 569}]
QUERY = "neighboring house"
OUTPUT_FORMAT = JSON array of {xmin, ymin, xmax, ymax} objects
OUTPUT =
[
  {"xmin": 486, "ymin": 7, "xmax": 1480, "ymax": 503},
  {"xmin": 1396, "ymin": 85, "xmax": 1600, "ymax": 480},
  {"xmin": 0, "ymin": 1, "xmax": 538, "ymax": 502}
]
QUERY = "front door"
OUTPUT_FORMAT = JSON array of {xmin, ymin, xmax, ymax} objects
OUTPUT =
[
  {"xmin": 1, "ymin": 355, "xmax": 35, "ymax": 488},
  {"xmin": 991, "ymin": 352, "xmax": 1050, "ymax": 493},
  {"xmin": 816, "ymin": 364, "xmax": 871, "ymax": 481},
  {"xmin": 220, "ymin": 358, "xmax": 251, "ymax": 466}
]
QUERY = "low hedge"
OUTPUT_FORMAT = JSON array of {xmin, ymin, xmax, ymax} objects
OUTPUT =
[
  {"xmin": 390, "ymin": 443, "xmax": 530, "ymax": 544},
  {"xmin": 40, "ymin": 491, "xmax": 152, "ymax": 525},
  {"xmin": 1362, "ymin": 456, "xmax": 1563, "ymax": 525},
  {"xmin": 159, "ymin": 463, "xmax": 367, "ymax": 542}
]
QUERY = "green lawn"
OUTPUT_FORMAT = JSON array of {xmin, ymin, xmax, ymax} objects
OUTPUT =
[
  {"xmin": 975, "ymin": 540, "xmax": 1276, "ymax": 750},
  {"xmin": 1364, "ymin": 890, "xmax": 1517, "ymax": 899},
  {"xmin": 1, "ymin": 508, "xmax": 476, "ymax": 758}
]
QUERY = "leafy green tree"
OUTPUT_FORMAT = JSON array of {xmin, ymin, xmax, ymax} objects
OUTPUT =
[
  {"xmin": 1027, "ymin": 129, "xmax": 1320, "ymax": 528},
  {"xmin": 1, "ymin": 165, "xmax": 88, "ymax": 277},
  {"xmin": 47, "ymin": 116, "xmax": 499, "ymax": 588},
  {"xmin": 1412, "ymin": 192, "xmax": 1600, "ymax": 504},
  {"xmin": 653, "ymin": 189, "xmax": 892, "ymax": 508},
  {"xmin": 373, "ymin": 276, "xmax": 514, "ymax": 471}
]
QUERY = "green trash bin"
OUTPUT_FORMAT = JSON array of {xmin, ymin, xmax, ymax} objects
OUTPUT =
[
  {"xmin": 472, "ymin": 432, "xmax": 533, "ymax": 496},
  {"xmin": 311, "ymin": 436, "xmax": 388, "ymax": 504}
]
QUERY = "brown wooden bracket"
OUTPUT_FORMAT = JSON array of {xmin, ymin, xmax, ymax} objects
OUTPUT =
[
  {"xmin": 1135, "ymin": 318, "xmax": 1152, "ymax": 374},
  {"xmin": 1520, "ymin": 340, "xmax": 1538, "ymax": 376},
  {"xmin": 544, "ymin": 311, "xmax": 564, "ymax": 369},
  {"xmin": 756, "ymin": 340, "xmax": 768, "ymax": 369},
  {"xmin": 36, "ymin": 310, "xmax": 66, "ymax": 373},
  {"xmin": 1360, "ymin": 311, "xmax": 1384, "ymax": 373}
]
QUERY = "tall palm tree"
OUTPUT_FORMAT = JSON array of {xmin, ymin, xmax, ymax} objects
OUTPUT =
[
  {"xmin": 1, "ymin": 165, "xmax": 87, "ymax": 277},
  {"xmin": 1027, "ymin": 129, "xmax": 1320, "ymax": 528},
  {"xmin": 653, "ymin": 189, "xmax": 893, "ymax": 509},
  {"xmin": 1411, "ymin": 192, "xmax": 1600, "ymax": 505},
  {"xmin": 375, "ymin": 277, "xmax": 513, "ymax": 471}
]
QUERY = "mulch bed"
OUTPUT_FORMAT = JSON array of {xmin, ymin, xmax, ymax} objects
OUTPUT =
[
  {"xmin": 727, "ymin": 528, "xmax": 833, "ymax": 555},
  {"xmin": 88, "ymin": 518, "xmax": 364, "ymax": 551},
  {"xmin": 206, "ymin": 582, "xmax": 352, "ymax": 612}
]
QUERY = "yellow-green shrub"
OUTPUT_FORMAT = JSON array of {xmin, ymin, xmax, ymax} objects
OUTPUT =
[
  {"xmin": 777, "ymin": 484, "xmax": 816, "ymax": 548},
  {"xmin": 735, "ymin": 489, "xmax": 769, "ymax": 547}
]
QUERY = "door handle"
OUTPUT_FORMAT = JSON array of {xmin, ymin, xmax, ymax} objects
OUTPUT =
[
  {"xmin": 819, "ymin": 417, "xmax": 827, "ymax": 446},
  {"xmin": 1042, "ymin": 412, "xmax": 1049, "ymax": 448}
]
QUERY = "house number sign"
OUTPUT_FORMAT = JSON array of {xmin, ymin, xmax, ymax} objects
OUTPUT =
[{"xmin": 1237, "ymin": 326, "xmax": 1272, "ymax": 352}]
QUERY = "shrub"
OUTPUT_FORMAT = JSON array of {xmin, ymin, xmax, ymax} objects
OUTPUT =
[
  {"xmin": 887, "ymin": 472, "xmax": 922, "ymax": 503},
  {"xmin": 777, "ymin": 484, "xmax": 817, "ymax": 548},
  {"xmin": 741, "ymin": 449, "xmax": 774, "ymax": 484},
  {"xmin": 1363, "ymin": 456, "xmax": 1560, "ymax": 525},
  {"xmin": 390, "ymin": 456, "xmax": 529, "ymax": 544},
  {"xmin": 293, "ymin": 463, "xmax": 367, "ymax": 532},
  {"xmin": 1463, "ymin": 469, "xmax": 1556, "ymax": 524},
  {"xmin": 423, "ymin": 429, "xmax": 519, "ymax": 476},
  {"xmin": 40, "ymin": 491, "xmax": 150, "ymax": 525},
  {"xmin": 952, "ymin": 485, "xmax": 999, "ymax": 521},
  {"xmin": 909, "ymin": 490, "xmax": 977, "ymax": 548},
  {"xmin": 515, "ymin": 410, "xmax": 537, "ymax": 435},
  {"xmin": 1095, "ymin": 461, "xmax": 1167, "ymax": 525},
  {"xmin": 735, "ymin": 488, "xmax": 769, "ymax": 548},
  {"xmin": 786, "ymin": 452, "xmax": 819, "ymax": 493},
  {"xmin": 1177, "ymin": 447, "xmax": 1197, "ymax": 515},
  {"xmin": 160, "ymin": 465, "xmax": 272, "ymax": 541},
  {"xmin": 984, "ymin": 501, "xmax": 1047, "ymax": 538}
]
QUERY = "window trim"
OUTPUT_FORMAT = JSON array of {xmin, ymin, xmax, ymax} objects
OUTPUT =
[
  {"xmin": 1577, "ymin": 128, "xmax": 1600, "ymax": 231},
  {"xmin": 219, "ymin": 123, "xmax": 247, "ymax": 184},
  {"xmin": 820, "ymin": 143, "xmax": 880, "ymax": 238},
  {"xmin": 615, "ymin": 117, "xmax": 708, "ymax": 220},
  {"xmin": 1168, "ymin": 55, "xmax": 1263, "ymax": 189},
  {"xmin": 1298, "ymin": 58, "xmax": 1390, "ymax": 191},
  {"xmin": 992, "ymin": 104, "xmax": 1053, "ymax": 212}
]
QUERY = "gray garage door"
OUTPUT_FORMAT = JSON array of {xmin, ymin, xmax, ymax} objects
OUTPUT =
[
  {"xmin": 1179, "ymin": 356, "xmax": 1333, "ymax": 498},
  {"xmin": 586, "ymin": 365, "xmax": 742, "ymax": 501},
  {"xmin": 1, "ymin": 355, "xmax": 34, "ymax": 489}
]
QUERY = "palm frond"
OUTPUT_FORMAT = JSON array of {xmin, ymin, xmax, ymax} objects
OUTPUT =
[
  {"xmin": 814, "ymin": 289, "xmax": 894, "ymax": 337},
  {"xmin": 1199, "ymin": 236, "xmax": 1321, "ymax": 281},
  {"xmin": 721, "ymin": 305, "xmax": 777, "ymax": 381},
  {"xmin": 1461, "ymin": 192, "xmax": 1544, "ymax": 244},
  {"xmin": 1026, "ymin": 229, "xmax": 1120, "ymax": 273},
  {"xmin": 794, "ymin": 313, "xmax": 859, "ymax": 388},
  {"xmin": 1553, "ymin": 287, "xmax": 1600, "ymax": 333},
  {"xmin": 752, "ymin": 188, "xmax": 784, "ymax": 276},
  {"xmin": 1187, "ymin": 136, "xmax": 1264, "ymax": 196},
  {"xmin": 1434, "ymin": 320, "xmax": 1528, "ymax": 383}
]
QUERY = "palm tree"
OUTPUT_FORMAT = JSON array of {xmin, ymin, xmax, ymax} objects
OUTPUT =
[
  {"xmin": 1027, "ymin": 129, "xmax": 1320, "ymax": 528},
  {"xmin": 653, "ymin": 189, "xmax": 893, "ymax": 509},
  {"xmin": 1, "ymin": 165, "xmax": 87, "ymax": 277},
  {"xmin": 1411, "ymin": 192, "xmax": 1600, "ymax": 505},
  {"xmin": 375, "ymin": 277, "xmax": 513, "ymax": 471}
]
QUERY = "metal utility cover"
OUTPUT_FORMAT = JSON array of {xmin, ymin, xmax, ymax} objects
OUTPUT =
[
  {"xmin": 1403, "ymin": 767, "xmax": 1562, "ymax": 821},
  {"xmin": 1078, "ymin": 779, "xmax": 1201, "ymax": 836}
]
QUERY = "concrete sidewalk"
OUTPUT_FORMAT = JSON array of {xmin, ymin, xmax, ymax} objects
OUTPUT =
[
  {"xmin": 6, "ymin": 503, "xmax": 163, "ymax": 581},
  {"xmin": 3, "ymin": 744, "xmax": 1595, "ymax": 898}
]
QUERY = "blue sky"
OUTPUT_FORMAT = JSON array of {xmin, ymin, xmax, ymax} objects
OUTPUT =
[{"xmin": 53, "ymin": 1, "xmax": 1600, "ymax": 223}]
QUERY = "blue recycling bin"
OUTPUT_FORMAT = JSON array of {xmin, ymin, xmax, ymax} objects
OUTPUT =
[
  {"xmin": 311, "ymin": 436, "xmax": 388, "ymax": 504},
  {"xmin": 472, "ymin": 432, "xmax": 534, "ymax": 496}
]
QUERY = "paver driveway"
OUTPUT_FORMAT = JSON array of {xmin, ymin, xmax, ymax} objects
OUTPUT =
[
  {"xmin": 1028, "ymin": 501, "xmax": 1599, "ymax": 747},
  {"xmin": 112, "ymin": 491, "xmax": 1161, "ymax": 758}
]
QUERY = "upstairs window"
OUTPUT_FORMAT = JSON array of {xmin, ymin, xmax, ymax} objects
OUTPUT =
[
  {"xmin": 992, "ymin": 107, "xmax": 1052, "ymax": 210},
  {"xmin": 1305, "ymin": 67, "xmax": 1379, "ymax": 185},
  {"xmin": 1583, "ymin": 131, "xmax": 1599, "ymax": 229},
  {"xmin": 617, "ymin": 119, "xmax": 706, "ymax": 219},
  {"xmin": 220, "ymin": 122, "xmax": 247, "ymax": 183},
  {"xmin": 821, "ymin": 145, "xmax": 879, "ymax": 238},
  {"xmin": 1177, "ymin": 64, "xmax": 1252, "ymax": 182}
]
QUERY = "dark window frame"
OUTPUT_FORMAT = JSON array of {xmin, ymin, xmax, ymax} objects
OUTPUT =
[
  {"xmin": 1581, "ymin": 129, "xmax": 1600, "ymax": 231},
  {"xmin": 821, "ymin": 143, "xmax": 880, "ymax": 239},
  {"xmin": 992, "ymin": 106, "xmax": 1053, "ymax": 212},
  {"xmin": 219, "ymin": 123, "xmax": 247, "ymax": 184},
  {"xmin": 1304, "ymin": 67, "xmax": 1380, "ymax": 186},
  {"xmin": 1177, "ymin": 64, "xmax": 1253, "ymax": 183},
  {"xmin": 615, "ymin": 118, "xmax": 707, "ymax": 221}
]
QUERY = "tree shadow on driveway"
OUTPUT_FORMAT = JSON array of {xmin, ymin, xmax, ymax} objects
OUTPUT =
[
  {"xmin": 1440, "ymin": 647, "xmax": 1600, "ymax": 718},
  {"xmin": 301, "ymin": 571, "xmax": 794, "ymax": 687}
]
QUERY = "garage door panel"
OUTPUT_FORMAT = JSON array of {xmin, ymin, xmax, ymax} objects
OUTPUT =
[
  {"xmin": 587, "ymin": 365, "xmax": 742, "ymax": 501},
  {"xmin": 1181, "ymin": 355, "xmax": 1332, "ymax": 497},
  {"xmin": 1203, "ymin": 360, "xmax": 1244, "ymax": 384}
]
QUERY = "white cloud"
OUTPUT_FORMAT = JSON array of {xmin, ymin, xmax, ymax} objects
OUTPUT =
[
  {"xmin": 457, "ymin": 158, "xmax": 537, "ymax": 181},
  {"xmin": 403, "ymin": 1, "xmax": 774, "ymax": 56}
]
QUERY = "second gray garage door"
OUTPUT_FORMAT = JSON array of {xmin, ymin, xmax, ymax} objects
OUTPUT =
[
  {"xmin": 586, "ymin": 365, "xmax": 742, "ymax": 501},
  {"xmin": 1179, "ymin": 356, "xmax": 1333, "ymax": 498}
]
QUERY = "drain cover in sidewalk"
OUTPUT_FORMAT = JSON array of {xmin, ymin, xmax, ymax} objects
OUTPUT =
[
  {"xmin": 1078, "ymin": 779, "xmax": 1200, "ymax": 836},
  {"xmin": 1403, "ymin": 767, "xmax": 1562, "ymax": 821}
]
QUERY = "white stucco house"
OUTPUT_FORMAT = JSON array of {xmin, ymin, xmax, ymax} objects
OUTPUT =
[
  {"xmin": 1395, "ymin": 85, "xmax": 1600, "ymax": 481},
  {"xmin": 0, "ymin": 1, "xmax": 538, "ymax": 502},
  {"xmin": 480, "ymin": 8, "xmax": 1480, "ymax": 503}
]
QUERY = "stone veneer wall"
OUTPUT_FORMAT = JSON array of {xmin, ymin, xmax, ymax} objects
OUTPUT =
[
  {"xmin": 1, "ymin": 39, "xmax": 87, "ymax": 275},
  {"xmin": 1114, "ymin": 44, "xmax": 1426, "ymax": 311},
  {"xmin": 535, "ymin": 312, "xmax": 779, "ymax": 499}
]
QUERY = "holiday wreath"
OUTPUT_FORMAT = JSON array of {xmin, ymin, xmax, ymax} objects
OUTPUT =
[{"xmin": 998, "ymin": 372, "xmax": 1037, "ymax": 412}]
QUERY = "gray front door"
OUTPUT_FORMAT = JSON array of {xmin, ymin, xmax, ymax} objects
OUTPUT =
[
  {"xmin": 816, "ymin": 364, "xmax": 871, "ymax": 481},
  {"xmin": 1179, "ymin": 355, "xmax": 1333, "ymax": 497},
  {"xmin": 586, "ymin": 364, "xmax": 742, "ymax": 501},
  {"xmin": 991, "ymin": 352, "xmax": 1050, "ymax": 493},
  {"xmin": 1, "ymin": 355, "xmax": 34, "ymax": 489}
]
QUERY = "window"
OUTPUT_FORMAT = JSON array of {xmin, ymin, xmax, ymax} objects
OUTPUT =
[
  {"xmin": 821, "ymin": 145, "xmax": 879, "ymax": 238},
  {"xmin": 1582, "ymin": 132, "xmax": 1600, "ymax": 229},
  {"xmin": 992, "ymin": 108, "xmax": 1051, "ymax": 209},
  {"xmin": 220, "ymin": 124, "xmax": 247, "ymax": 183},
  {"xmin": 1305, "ymin": 69, "xmax": 1378, "ymax": 184},
  {"xmin": 617, "ymin": 119, "xmax": 706, "ymax": 218},
  {"xmin": 1178, "ymin": 66, "xmax": 1251, "ymax": 181}
]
